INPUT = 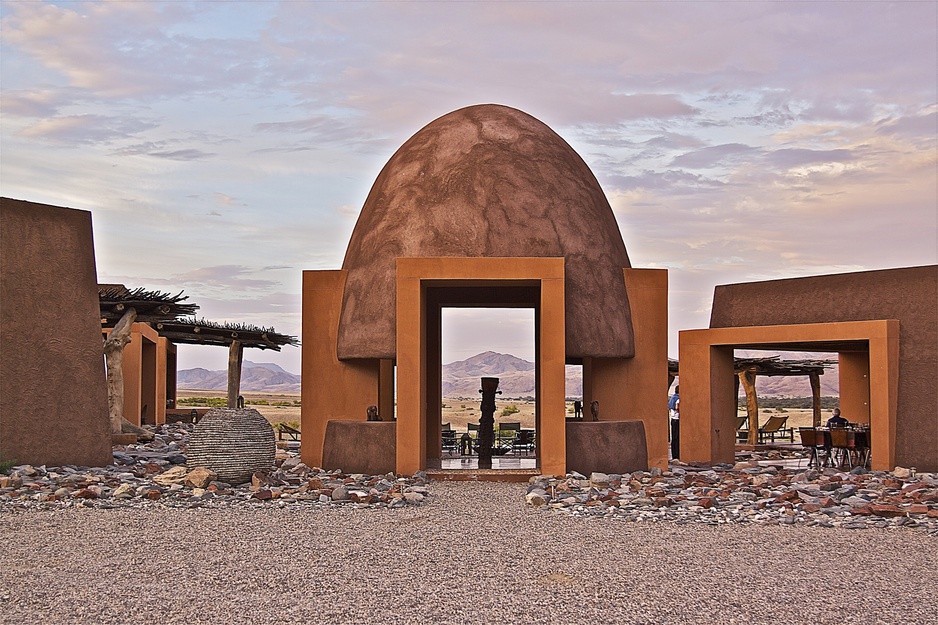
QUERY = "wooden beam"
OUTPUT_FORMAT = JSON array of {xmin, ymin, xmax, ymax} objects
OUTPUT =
[
  {"xmin": 104, "ymin": 308, "xmax": 137, "ymax": 434},
  {"xmin": 227, "ymin": 339, "xmax": 243, "ymax": 409},
  {"xmin": 738, "ymin": 369, "xmax": 759, "ymax": 445},
  {"xmin": 809, "ymin": 370, "xmax": 822, "ymax": 427}
]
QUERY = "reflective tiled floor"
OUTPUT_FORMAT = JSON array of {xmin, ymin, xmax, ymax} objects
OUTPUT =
[{"xmin": 434, "ymin": 456, "xmax": 538, "ymax": 470}]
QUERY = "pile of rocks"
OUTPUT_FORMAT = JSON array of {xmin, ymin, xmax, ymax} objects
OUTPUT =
[
  {"xmin": 0, "ymin": 423, "xmax": 429, "ymax": 510},
  {"xmin": 526, "ymin": 463, "xmax": 938, "ymax": 533}
]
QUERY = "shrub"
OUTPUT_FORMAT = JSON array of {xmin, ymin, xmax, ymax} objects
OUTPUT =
[
  {"xmin": 0, "ymin": 452, "xmax": 16, "ymax": 474},
  {"xmin": 501, "ymin": 404, "xmax": 520, "ymax": 417},
  {"xmin": 177, "ymin": 397, "xmax": 227, "ymax": 407}
]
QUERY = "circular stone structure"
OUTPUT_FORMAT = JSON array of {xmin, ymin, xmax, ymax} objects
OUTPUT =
[
  {"xmin": 187, "ymin": 408, "xmax": 276, "ymax": 484},
  {"xmin": 338, "ymin": 104, "xmax": 634, "ymax": 360}
]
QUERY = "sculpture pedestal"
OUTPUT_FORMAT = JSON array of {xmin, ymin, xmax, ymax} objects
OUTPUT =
[
  {"xmin": 322, "ymin": 421, "xmax": 396, "ymax": 475},
  {"xmin": 566, "ymin": 421, "xmax": 648, "ymax": 475}
]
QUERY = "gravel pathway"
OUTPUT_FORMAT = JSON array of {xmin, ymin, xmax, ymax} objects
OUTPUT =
[{"xmin": 1, "ymin": 481, "xmax": 935, "ymax": 625}]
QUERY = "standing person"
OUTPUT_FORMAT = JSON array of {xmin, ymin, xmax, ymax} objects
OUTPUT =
[
  {"xmin": 573, "ymin": 399, "xmax": 582, "ymax": 420},
  {"xmin": 668, "ymin": 385, "xmax": 680, "ymax": 460}
]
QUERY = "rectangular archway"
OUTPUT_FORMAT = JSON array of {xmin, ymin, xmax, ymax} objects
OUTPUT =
[
  {"xmin": 396, "ymin": 257, "xmax": 566, "ymax": 475},
  {"xmin": 679, "ymin": 320, "xmax": 899, "ymax": 470}
]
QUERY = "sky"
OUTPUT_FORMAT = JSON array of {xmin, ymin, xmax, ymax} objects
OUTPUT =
[{"xmin": 2, "ymin": 1, "xmax": 935, "ymax": 373}]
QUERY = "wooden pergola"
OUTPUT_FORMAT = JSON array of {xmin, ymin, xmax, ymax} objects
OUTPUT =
[
  {"xmin": 99, "ymin": 286, "xmax": 199, "ymax": 434},
  {"xmin": 155, "ymin": 318, "xmax": 298, "ymax": 408},
  {"xmin": 670, "ymin": 355, "xmax": 834, "ymax": 446},
  {"xmin": 734, "ymin": 357, "xmax": 834, "ymax": 445}
]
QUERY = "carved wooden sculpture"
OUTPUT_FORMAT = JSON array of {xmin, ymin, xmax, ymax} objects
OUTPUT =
[{"xmin": 478, "ymin": 377, "xmax": 501, "ymax": 469}]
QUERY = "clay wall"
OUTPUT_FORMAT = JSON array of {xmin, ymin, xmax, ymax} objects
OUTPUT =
[
  {"xmin": 0, "ymin": 198, "xmax": 112, "ymax": 467},
  {"xmin": 710, "ymin": 266, "xmax": 937, "ymax": 471}
]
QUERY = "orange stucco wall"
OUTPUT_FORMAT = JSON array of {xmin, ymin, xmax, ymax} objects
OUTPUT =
[
  {"xmin": 585, "ymin": 268, "xmax": 669, "ymax": 470},
  {"xmin": 679, "ymin": 320, "xmax": 899, "ymax": 470},
  {"xmin": 300, "ymin": 270, "xmax": 380, "ymax": 469},
  {"xmin": 395, "ymin": 257, "xmax": 567, "ymax": 475},
  {"xmin": 839, "ymin": 351, "xmax": 871, "ymax": 425},
  {"xmin": 103, "ymin": 324, "xmax": 176, "ymax": 426}
]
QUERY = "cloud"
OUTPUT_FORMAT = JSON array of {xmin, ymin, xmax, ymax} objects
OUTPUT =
[
  {"xmin": 671, "ymin": 143, "xmax": 757, "ymax": 169},
  {"xmin": 16, "ymin": 114, "xmax": 158, "ymax": 145},
  {"xmin": 0, "ymin": 89, "xmax": 69, "ymax": 118}
]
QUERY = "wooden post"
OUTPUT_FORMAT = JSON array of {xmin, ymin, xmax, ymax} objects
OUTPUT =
[
  {"xmin": 104, "ymin": 308, "xmax": 137, "ymax": 434},
  {"xmin": 738, "ymin": 369, "xmax": 759, "ymax": 445},
  {"xmin": 227, "ymin": 339, "xmax": 243, "ymax": 409},
  {"xmin": 809, "ymin": 370, "xmax": 822, "ymax": 427}
]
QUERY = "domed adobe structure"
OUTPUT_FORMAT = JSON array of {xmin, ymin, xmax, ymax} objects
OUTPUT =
[{"xmin": 338, "ymin": 104, "xmax": 635, "ymax": 360}]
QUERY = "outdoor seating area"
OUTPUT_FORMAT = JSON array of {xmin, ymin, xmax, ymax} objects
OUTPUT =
[
  {"xmin": 441, "ymin": 422, "xmax": 537, "ymax": 459},
  {"xmin": 799, "ymin": 426, "xmax": 871, "ymax": 470}
]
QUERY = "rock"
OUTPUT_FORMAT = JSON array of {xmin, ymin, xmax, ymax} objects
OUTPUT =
[
  {"xmin": 112, "ymin": 483, "xmax": 135, "ymax": 499},
  {"xmin": 589, "ymin": 472, "xmax": 610, "ymax": 488},
  {"xmin": 331, "ymin": 486, "xmax": 349, "ymax": 501},
  {"xmin": 870, "ymin": 504, "xmax": 905, "ymax": 518},
  {"xmin": 526, "ymin": 492, "xmax": 548, "ymax": 507},
  {"xmin": 253, "ymin": 489, "xmax": 273, "ymax": 500},
  {"xmin": 152, "ymin": 466, "xmax": 187, "ymax": 486},
  {"xmin": 185, "ymin": 467, "xmax": 217, "ymax": 489},
  {"xmin": 892, "ymin": 466, "xmax": 912, "ymax": 479},
  {"xmin": 251, "ymin": 472, "xmax": 271, "ymax": 488}
]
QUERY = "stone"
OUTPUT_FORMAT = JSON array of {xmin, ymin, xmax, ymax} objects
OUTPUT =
[
  {"xmin": 526, "ymin": 492, "xmax": 548, "ymax": 507},
  {"xmin": 332, "ymin": 486, "xmax": 349, "ymax": 501},
  {"xmin": 185, "ymin": 467, "xmax": 217, "ymax": 489},
  {"xmin": 253, "ymin": 489, "xmax": 273, "ymax": 501},
  {"xmin": 590, "ymin": 472, "xmax": 610, "ymax": 488},
  {"xmin": 112, "ymin": 483, "xmax": 135, "ymax": 499},
  {"xmin": 869, "ymin": 504, "xmax": 905, "ymax": 518},
  {"xmin": 892, "ymin": 467, "xmax": 912, "ymax": 479},
  {"xmin": 152, "ymin": 466, "xmax": 187, "ymax": 486}
]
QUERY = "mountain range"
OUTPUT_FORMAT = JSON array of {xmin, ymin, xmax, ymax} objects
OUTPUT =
[
  {"xmin": 177, "ymin": 361, "xmax": 302, "ymax": 393},
  {"xmin": 177, "ymin": 352, "xmax": 839, "ymax": 397}
]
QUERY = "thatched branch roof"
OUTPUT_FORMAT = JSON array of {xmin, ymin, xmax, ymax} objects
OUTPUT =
[
  {"xmin": 154, "ymin": 317, "xmax": 298, "ymax": 351},
  {"xmin": 99, "ymin": 285, "xmax": 198, "ymax": 324}
]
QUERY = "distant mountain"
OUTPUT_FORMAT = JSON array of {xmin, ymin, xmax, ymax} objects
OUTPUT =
[
  {"xmin": 442, "ymin": 351, "xmax": 582, "ymax": 397},
  {"xmin": 177, "ymin": 360, "xmax": 301, "ymax": 393},
  {"xmin": 178, "ymin": 353, "xmax": 838, "ymax": 398}
]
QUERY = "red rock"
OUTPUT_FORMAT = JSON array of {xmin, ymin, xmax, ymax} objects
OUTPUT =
[
  {"xmin": 653, "ymin": 497, "xmax": 671, "ymax": 508},
  {"xmin": 907, "ymin": 504, "xmax": 929, "ymax": 515},
  {"xmin": 253, "ymin": 489, "xmax": 273, "ymax": 500},
  {"xmin": 851, "ymin": 506, "xmax": 872, "ymax": 516},
  {"xmin": 774, "ymin": 491, "xmax": 799, "ymax": 503},
  {"xmin": 820, "ymin": 497, "xmax": 836, "ymax": 508},
  {"xmin": 801, "ymin": 503, "xmax": 821, "ymax": 513},
  {"xmin": 72, "ymin": 488, "xmax": 98, "ymax": 499},
  {"xmin": 901, "ymin": 481, "xmax": 929, "ymax": 493},
  {"xmin": 251, "ymin": 472, "xmax": 270, "ymax": 488},
  {"xmin": 146, "ymin": 490, "xmax": 162, "ymax": 500},
  {"xmin": 144, "ymin": 463, "xmax": 163, "ymax": 474},
  {"xmin": 869, "ymin": 504, "xmax": 905, "ymax": 518},
  {"xmin": 927, "ymin": 508, "xmax": 938, "ymax": 518},
  {"xmin": 307, "ymin": 478, "xmax": 325, "ymax": 489},
  {"xmin": 698, "ymin": 498, "xmax": 715, "ymax": 509},
  {"xmin": 646, "ymin": 487, "xmax": 666, "ymax": 498}
]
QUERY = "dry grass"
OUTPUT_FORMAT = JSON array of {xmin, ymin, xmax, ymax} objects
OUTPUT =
[{"xmin": 178, "ymin": 391, "xmax": 837, "ymax": 434}]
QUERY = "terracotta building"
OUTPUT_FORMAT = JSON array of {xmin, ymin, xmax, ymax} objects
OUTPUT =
[{"xmin": 302, "ymin": 104, "xmax": 669, "ymax": 477}]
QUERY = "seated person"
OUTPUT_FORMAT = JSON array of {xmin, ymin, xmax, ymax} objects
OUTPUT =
[{"xmin": 826, "ymin": 408, "xmax": 848, "ymax": 428}]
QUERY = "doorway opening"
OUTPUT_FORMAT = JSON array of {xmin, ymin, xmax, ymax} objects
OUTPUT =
[{"xmin": 438, "ymin": 308, "xmax": 537, "ymax": 470}]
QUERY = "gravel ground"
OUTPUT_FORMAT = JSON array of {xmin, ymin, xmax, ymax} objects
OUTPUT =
[{"xmin": 1, "ymin": 481, "xmax": 935, "ymax": 625}]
